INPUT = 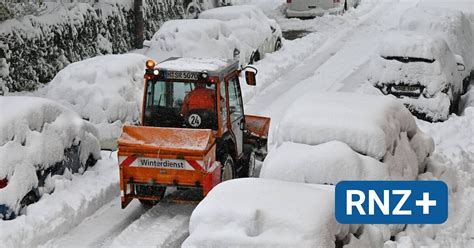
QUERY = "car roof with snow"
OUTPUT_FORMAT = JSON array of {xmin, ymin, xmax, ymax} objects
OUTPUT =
[
  {"xmin": 199, "ymin": 5, "xmax": 270, "ymax": 22},
  {"xmin": 155, "ymin": 57, "xmax": 239, "ymax": 77},
  {"xmin": 378, "ymin": 31, "xmax": 451, "ymax": 61}
]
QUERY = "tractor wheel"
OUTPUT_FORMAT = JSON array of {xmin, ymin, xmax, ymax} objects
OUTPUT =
[
  {"xmin": 246, "ymin": 151, "xmax": 257, "ymax": 177},
  {"xmin": 220, "ymin": 154, "xmax": 235, "ymax": 182}
]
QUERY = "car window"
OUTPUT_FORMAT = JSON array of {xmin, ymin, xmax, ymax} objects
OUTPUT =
[{"xmin": 228, "ymin": 77, "xmax": 243, "ymax": 122}]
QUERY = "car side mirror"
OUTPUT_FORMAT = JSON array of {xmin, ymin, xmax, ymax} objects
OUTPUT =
[
  {"xmin": 455, "ymin": 54, "xmax": 465, "ymax": 71},
  {"xmin": 245, "ymin": 71, "xmax": 256, "ymax": 86}
]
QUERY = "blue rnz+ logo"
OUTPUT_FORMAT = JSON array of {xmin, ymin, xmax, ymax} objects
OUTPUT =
[{"xmin": 335, "ymin": 181, "xmax": 448, "ymax": 224}]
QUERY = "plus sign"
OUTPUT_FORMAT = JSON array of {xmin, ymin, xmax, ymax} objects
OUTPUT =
[{"xmin": 416, "ymin": 192, "xmax": 437, "ymax": 214}]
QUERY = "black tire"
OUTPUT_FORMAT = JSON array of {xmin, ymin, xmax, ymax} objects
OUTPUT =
[
  {"xmin": 185, "ymin": 2, "xmax": 201, "ymax": 19},
  {"xmin": 274, "ymin": 38, "xmax": 282, "ymax": 51},
  {"xmin": 344, "ymin": 0, "xmax": 348, "ymax": 11},
  {"xmin": 250, "ymin": 51, "xmax": 261, "ymax": 64},
  {"xmin": 220, "ymin": 154, "xmax": 235, "ymax": 182},
  {"xmin": 20, "ymin": 189, "xmax": 40, "ymax": 207}
]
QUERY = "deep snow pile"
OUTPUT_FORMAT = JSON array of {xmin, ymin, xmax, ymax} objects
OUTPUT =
[
  {"xmin": 0, "ymin": 151, "xmax": 118, "ymax": 247},
  {"xmin": 0, "ymin": 96, "xmax": 101, "ymax": 219},
  {"xmin": 272, "ymin": 92, "xmax": 434, "ymax": 180},
  {"xmin": 183, "ymin": 178, "xmax": 359, "ymax": 248},
  {"xmin": 35, "ymin": 54, "xmax": 147, "ymax": 148},
  {"xmin": 199, "ymin": 5, "xmax": 282, "ymax": 60},
  {"xmin": 260, "ymin": 141, "xmax": 391, "ymax": 184},
  {"xmin": 389, "ymin": 104, "xmax": 474, "ymax": 247},
  {"xmin": 142, "ymin": 19, "xmax": 244, "ymax": 65}
]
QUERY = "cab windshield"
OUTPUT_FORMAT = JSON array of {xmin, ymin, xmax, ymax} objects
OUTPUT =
[{"xmin": 143, "ymin": 80, "xmax": 218, "ymax": 129}]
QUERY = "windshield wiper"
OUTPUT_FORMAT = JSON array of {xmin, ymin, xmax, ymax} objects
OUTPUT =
[{"xmin": 382, "ymin": 56, "xmax": 435, "ymax": 63}]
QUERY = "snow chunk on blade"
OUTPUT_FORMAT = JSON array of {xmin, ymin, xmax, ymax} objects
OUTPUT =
[
  {"xmin": 273, "ymin": 93, "xmax": 419, "ymax": 160},
  {"xmin": 183, "ymin": 178, "xmax": 359, "ymax": 247},
  {"xmin": 260, "ymin": 141, "xmax": 391, "ymax": 184}
]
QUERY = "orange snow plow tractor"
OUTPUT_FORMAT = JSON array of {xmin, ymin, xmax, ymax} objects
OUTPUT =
[{"xmin": 118, "ymin": 58, "xmax": 270, "ymax": 208}]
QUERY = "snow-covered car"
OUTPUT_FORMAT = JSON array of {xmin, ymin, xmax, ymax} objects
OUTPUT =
[
  {"xmin": 368, "ymin": 31, "xmax": 465, "ymax": 122},
  {"xmin": 272, "ymin": 93, "xmax": 434, "ymax": 181},
  {"xmin": 399, "ymin": 7, "xmax": 473, "ymax": 93},
  {"xmin": 0, "ymin": 96, "xmax": 101, "ymax": 220},
  {"xmin": 143, "ymin": 19, "xmax": 244, "ymax": 65},
  {"xmin": 199, "ymin": 5, "xmax": 283, "ymax": 64},
  {"xmin": 183, "ymin": 178, "xmax": 363, "ymax": 247},
  {"xmin": 35, "ymin": 54, "xmax": 147, "ymax": 150},
  {"xmin": 286, "ymin": 0, "xmax": 360, "ymax": 18},
  {"xmin": 180, "ymin": 0, "xmax": 229, "ymax": 19}
]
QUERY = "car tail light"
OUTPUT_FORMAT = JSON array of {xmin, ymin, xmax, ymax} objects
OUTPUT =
[
  {"xmin": 0, "ymin": 178, "xmax": 8, "ymax": 189},
  {"xmin": 287, "ymin": 0, "xmax": 292, "ymax": 3}
]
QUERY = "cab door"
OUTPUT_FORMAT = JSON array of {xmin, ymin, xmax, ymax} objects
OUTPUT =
[{"xmin": 226, "ymin": 75, "xmax": 244, "ymax": 157}]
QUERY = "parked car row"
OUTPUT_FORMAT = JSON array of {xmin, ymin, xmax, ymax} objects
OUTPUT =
[
  {"xmin": 143, "ymin": 5, "xmax": 282, "ymax": 66},
  {"xmin": 368, "ymin": 7, "xmax": 473, "ymax": 122}
]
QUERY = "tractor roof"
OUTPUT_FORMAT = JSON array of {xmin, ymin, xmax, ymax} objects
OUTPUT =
[{"xmin": 156, "ymin": 57, "xmax": 239, "ymax": 77}]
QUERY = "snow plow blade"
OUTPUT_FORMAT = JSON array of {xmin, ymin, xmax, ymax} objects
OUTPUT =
[{"xmin": 118, "ymin": 126, "xmax": 221, "ymax": 208}]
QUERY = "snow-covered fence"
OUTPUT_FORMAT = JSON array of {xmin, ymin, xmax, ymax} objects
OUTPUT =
[{"xmin": 0, "ymin": 0, "xmax": 183, "ymax": 92}]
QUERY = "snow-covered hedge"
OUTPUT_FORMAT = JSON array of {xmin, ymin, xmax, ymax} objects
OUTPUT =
[
  {"xmin": 0, "ymin": 96, "xmax": 101, "ymax": 219},
  {"xmin": 35, "ymin": 54, "xmax": 147, "ymax": 148},
  {"xmin": 0, "ymin": 0, "xmax": 183, "ymax": 92},
  {"xmin": 183, "ymin": 178, "xmax": 360, "ymax": 247}
]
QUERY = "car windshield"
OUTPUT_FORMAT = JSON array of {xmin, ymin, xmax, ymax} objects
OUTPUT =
[
  {"xmin": 382, "ymin": 56, "xmax": 435, "ymax": 63},
  {"xmin": 144, "ymin": 80, "xmax": 218, "ymax": 130}
]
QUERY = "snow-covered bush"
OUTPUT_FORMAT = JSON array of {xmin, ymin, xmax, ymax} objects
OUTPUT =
[
  {"xmin": 199, "ymin": 5, "xmax": 282, "ymax": 63},
  {"xmin": 0, "ymin": 96, "xmax": 101, "ymax": 219},
  {"xmin": 368, "ymin": 31, "xmax": 463, "ymax": 121},
  {"xmin": 0, "ymin": 0, "xmax": 183, "ymax": 92},
  {"xmin": 143, "ymin": 19, "xmax": 244, "ymax": 64},
  {"xmin": 36, "ymin": 54, "xmax": 147, "ymax": 149},
  {"xmin": 273, "ymin": 93, "xmax": 434, "ymax": 179},
  {"xmin": 260, "ymin": 141, "xmax": 391, "ymax": 184},
  {"xmin": 183, "ymin": 178, "xmax": 360, "ymax": 247}
]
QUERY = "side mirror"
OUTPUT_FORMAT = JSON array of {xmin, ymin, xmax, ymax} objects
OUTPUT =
[
  {"xmin": 245, "ymin": 71, "xmax": 256, "ymax": 86},
  {"xmin": 455, "ymin": 54, "xmax": 465, "ymax": 72}
]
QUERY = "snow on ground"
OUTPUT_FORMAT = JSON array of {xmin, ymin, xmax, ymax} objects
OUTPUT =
[
  {"xmin": 260, "ymin": 141, "xmax": 391, "ymax": 184},
  {"xmin": 34, "ymin": 54, "xmax": 147, "ymax": 149},
  {"xmin": 0, "ymin": 96, "xmax": 101, "ymax": 219},
  {"xmin": 0, "ymin": 151, "xmax": 118, "ymax": 247},
  {"xmin": 183, "ymin": 178, "xmax": 360, "ymax": 248}
]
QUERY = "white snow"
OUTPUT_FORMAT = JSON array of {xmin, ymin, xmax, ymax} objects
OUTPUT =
[
  {"xmin": 260, "ymin": 141, "xmax": 391, "ymax": 184},
  {"xmin": 0, "ymin": 96, "xmax": 101, "ymax": 219},
  {"xmin": 35, "ymin": 54, "xmax": 147, "ymax": 149},
  {"xmin": 156, "ymin": 57, "xmax": 232, "ymax": 72},
  {"xmin": 183, "ymin": 178, "xmax": 358, "ymax": 248},
  {"xmin": 199, "ymin": 5, "xmax": 282, "ymax": 60},
  {"xmin": 0, "ymin": 150, "xmax": 116, "ymax": 247},
  {"xmin": 142, "ymin": 19, "xmax": 244, "ymax": 65}
]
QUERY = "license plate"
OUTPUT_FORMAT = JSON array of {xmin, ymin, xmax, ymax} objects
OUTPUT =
[{"xmin": 392, "ymin": 85, "xmax": 421, "ymax": 93}]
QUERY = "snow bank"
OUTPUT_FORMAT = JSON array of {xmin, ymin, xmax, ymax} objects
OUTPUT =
[
  {"xmin": 0, "ymin": 96, "xmax": 101, "ymax": 218},
  {"xmin": 143, "ymin": 19, "xmax": 244, "ymax": 64},
  {"xmin": 183, "ymin": 178, "xmax": 358, "ymax": 248},
  {"xmin": 260, "ymin": 141, "xmax": 391, "ymax": 184},
  {"xmin": 0, "ymin": 152, "xmax": 118, "ymax": 247},
  {"xmin": 35, "ymin": 54, "xmax": 147, "ymax": 148}
]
